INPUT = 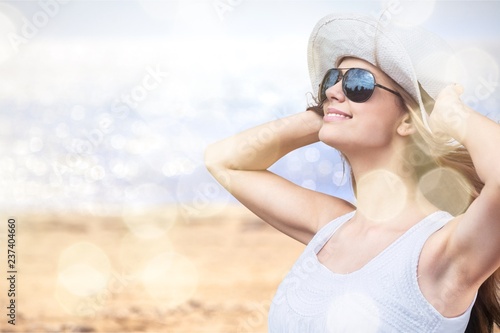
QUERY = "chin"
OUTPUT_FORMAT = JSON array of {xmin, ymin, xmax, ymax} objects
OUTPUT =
[{"xmin": 318, "ymin": 128, "xmax": 348, "ymax": 150}]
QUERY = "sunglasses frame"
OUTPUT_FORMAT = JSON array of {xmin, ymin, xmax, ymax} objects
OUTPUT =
[{"xmin": 319, "ymin": 68, "xmax": 402, "ymax": 103}]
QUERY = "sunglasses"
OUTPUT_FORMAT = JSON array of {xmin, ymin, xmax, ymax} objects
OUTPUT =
[{"xmin": 318, "ymin": 68, "xmax": 402, "ymax": 103}]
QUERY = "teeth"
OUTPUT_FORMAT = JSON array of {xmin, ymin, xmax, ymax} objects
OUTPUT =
[{"xmin": 328, "ymin": 113, "xmax": 349, "ymax": 118}]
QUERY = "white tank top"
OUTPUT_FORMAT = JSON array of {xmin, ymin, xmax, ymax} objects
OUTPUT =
[{"xmin": 268, "ymin": 211, "xmax": 476, "ymax": 333}]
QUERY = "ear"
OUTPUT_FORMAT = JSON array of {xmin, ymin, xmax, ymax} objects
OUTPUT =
[{"xmin": 397, "ymin": 114, "xmax": 416, "ymax": 137}]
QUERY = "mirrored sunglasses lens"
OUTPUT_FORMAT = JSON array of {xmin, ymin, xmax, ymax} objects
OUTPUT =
[
  {"xmin": 344, "ymin": 69, "xmax": 375, "ymax": 102},
  {"xmin": 320, "ymin": 70, "xmax": 340, "ymax": 100}
]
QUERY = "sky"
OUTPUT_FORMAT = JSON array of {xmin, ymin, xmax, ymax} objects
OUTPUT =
[{"xmin": 0, "ymin": 0, "xmax": 499, "ymax": 216}]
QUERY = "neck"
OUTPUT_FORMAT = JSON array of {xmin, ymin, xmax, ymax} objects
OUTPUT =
[{"xmin": 345, "ymin": 146, "xmax": 436, "ymax": 226}]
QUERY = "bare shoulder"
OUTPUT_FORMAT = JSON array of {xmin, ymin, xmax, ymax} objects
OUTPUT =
[
  {"xmin": 314, "ymin": 193, "xmax": 355, "ymax": 231},
  {"xmin": 227, "ymin": 169, "xmax": 356, "ymax": 245},
  {"xmin": 281, "ymin": 186, "xmax": 356, "ymax": 244}
]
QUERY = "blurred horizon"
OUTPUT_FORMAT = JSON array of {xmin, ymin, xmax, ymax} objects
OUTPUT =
[{"xmin": 0, "ymin": 0, "xmax": 499, "ymax": 216}]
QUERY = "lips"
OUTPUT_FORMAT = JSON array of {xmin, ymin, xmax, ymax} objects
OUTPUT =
[{"xmin": 324, "ymin": 108, "xmax": 352, "ymax": 122}]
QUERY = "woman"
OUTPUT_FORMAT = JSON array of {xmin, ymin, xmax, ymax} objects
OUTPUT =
[{"xmin": 205, "ymin": 13, "xmax": 500, "ymax": 332}]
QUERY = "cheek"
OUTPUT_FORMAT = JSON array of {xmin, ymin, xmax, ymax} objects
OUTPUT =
[
  {"xmin": 357, "ymin": 103, "xmax": 403, "ymax": 139},
  {"xmin": 360, "ymin": 115, "xmax": 398, "ymax": 143}
]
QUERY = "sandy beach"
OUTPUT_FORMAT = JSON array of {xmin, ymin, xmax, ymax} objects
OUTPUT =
[{"xmin": 0, "ymin": 205, "xmax": 304, "ymax": 333}]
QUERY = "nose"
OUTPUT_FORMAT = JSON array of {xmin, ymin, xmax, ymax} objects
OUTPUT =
[{"xmin": 324, "ymin": 80, "xmax": 345, "ymax": 102}]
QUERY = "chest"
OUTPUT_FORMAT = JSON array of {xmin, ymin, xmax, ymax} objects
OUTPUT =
[
  {"xmin": 316, "ymin": 225, "xmax": 407, "ymax": 275},
  {"xmin": 315, "ymin": 218, "xmax": 475, "ymax": 319},
  {"xmin": 270, "ymin": 232, "xmax": 445, "ymax": 333}
]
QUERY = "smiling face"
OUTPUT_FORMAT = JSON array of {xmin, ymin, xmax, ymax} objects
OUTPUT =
[{"xmin": 318, "ymin": 58, "xmax": 409, "ymax": 153}]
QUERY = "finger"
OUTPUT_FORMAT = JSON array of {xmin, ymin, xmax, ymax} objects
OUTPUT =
[{"xmin": 453, "ymin": 83, "xmax": 464, "ymax": 95}]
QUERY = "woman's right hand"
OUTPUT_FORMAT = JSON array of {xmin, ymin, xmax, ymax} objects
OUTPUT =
[
  {"xmin": 204, "ymin": 111, "xmax": 354, "ymax": 244},
  {"xmin": 206, "ymin": 111, "xmax": 323, "ymax": 172}
]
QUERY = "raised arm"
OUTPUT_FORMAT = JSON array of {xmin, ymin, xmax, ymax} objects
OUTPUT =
[
  {"xmin": 204, "ymin": 111, "xmax": 354, "ymax": 244},
  {"xmin": 429, "ymin": 84, "xmax": 500, "ymax": 289}
]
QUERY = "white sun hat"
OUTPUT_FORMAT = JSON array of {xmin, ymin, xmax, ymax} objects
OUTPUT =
[{"xmin": 307, "ymin": 13, "xmax": 456, "ymax": 130}]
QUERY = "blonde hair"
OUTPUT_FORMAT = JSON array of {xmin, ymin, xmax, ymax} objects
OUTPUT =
[
  {"xmin": 397, "ymin": 83, "xmax": 480, "ymax": 213},
  {"xmin": 394, "ymin": 82, "xmax": 500, "ymax": 333}
]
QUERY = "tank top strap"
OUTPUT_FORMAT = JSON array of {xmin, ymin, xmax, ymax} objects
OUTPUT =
[
  {"xmin": 308, "ymin": 210, "xmax": 356, "ymax": 253},
  {"xmin": 407, "ymin": 210, "xmax": 455, "ymax": 274},
  {"xmin": 365, "ymin": 210, "xmax": 454, "ymax": 280}
]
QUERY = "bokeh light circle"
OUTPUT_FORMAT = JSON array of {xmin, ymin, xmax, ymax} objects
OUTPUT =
[
  {"xmin": 118, "ymin": 231, "xmax": 174, "ymax": 275},
  {"xmin": 122, "ymin": 183, "xmax": 178, "ymax": 239},
  {"xmin": 419, "ymin": 167, "xmax": 471, "ymax": 215},
  {"xmin": 332, "ymin": 162, "xmax": 348, "ymax": 187},
  {"xmin": 56, "ymin": 242, "xmax": 112, "ymax": 316},
  {"xmin": 57, "ymin": 242, "xmax": 111, "ymax": 295},
  {"xmin": 302, "ymin": 179, "xmax": 316, "ymax": 190},
  {"xmin": 326, "ymin": 293, "xmax": 380, "ymax": 332},
  {"xmin": 451, "ymin": 48, "xmax": 499, "ymax": 113},
  {"xmin": 141, "ymin": 252, "xmax": 199, "ymax": 308},
  {"xmin": 356, "ymin": 170, "xmax": 407, "ymax": 221},
  {"xmin": 305, "ymin": 147, "xmax": 321, "ymax": 163},
  {"xmin": 58, "ymin": 263, "xmax": 109, "ymax": 297},
  {"xmin": 317, "ymin": 159, "xmax": 333, "ymax": 176},
  {"xmin": 162, "ymin": 153, "xmax": 197, "ymax": 177}
]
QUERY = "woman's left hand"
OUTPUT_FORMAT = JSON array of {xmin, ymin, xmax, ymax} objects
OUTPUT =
[{"xmin": 428, "ymin": 84, "xmax": 471, "ymax": 142}]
